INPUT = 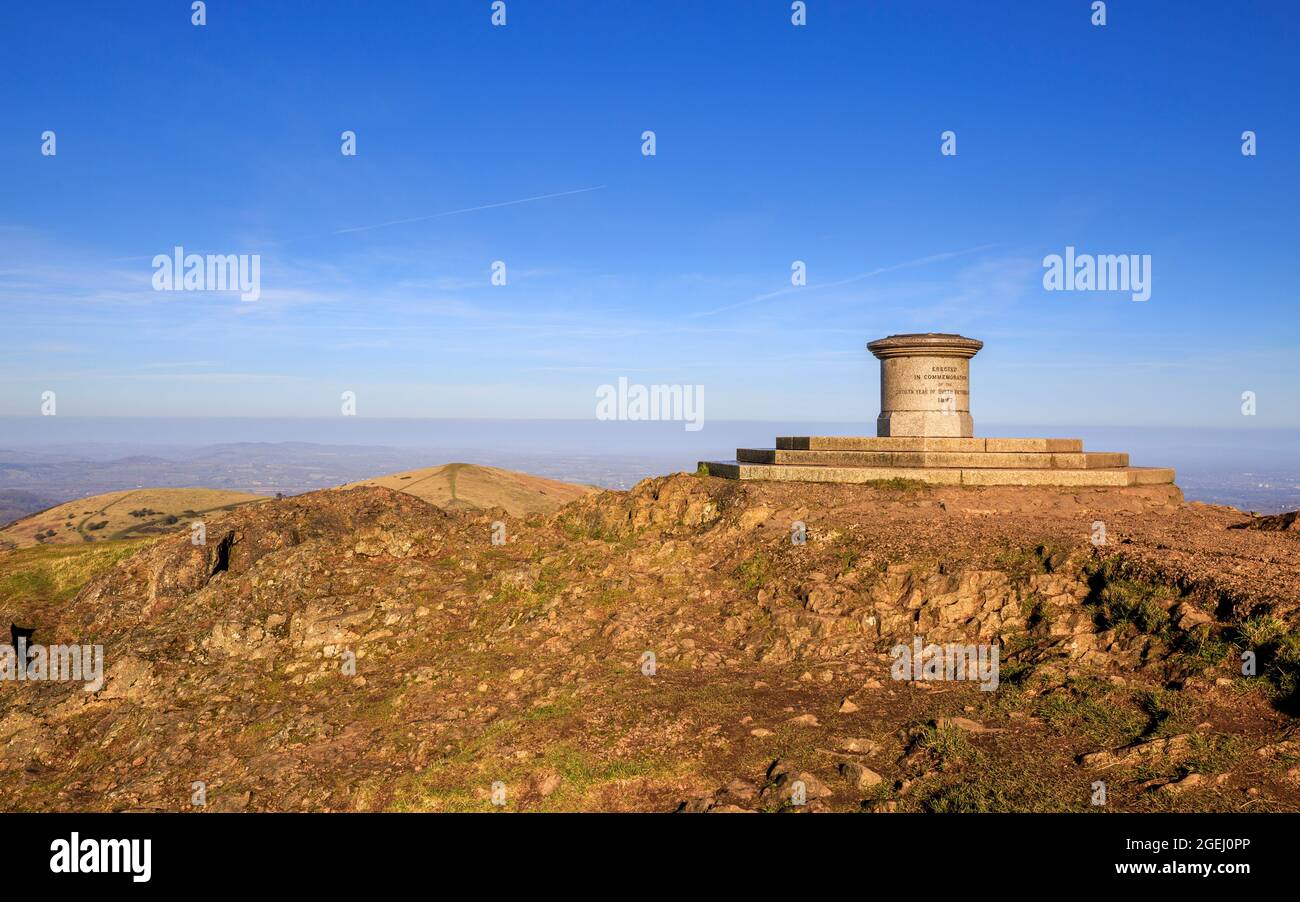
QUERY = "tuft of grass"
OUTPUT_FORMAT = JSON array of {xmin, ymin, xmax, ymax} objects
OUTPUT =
[
  {"xmin": 1183, "ymin": 732, "xmax": 1244, "ymax": 777},
  {"xmin": 922, "ymin": 780, "xmax": 1017, "ymax": 813},
  {"xmin": 390, "ymin": 732, "xmax": 670, "ymax": 813},
  {"xmin": 1237, "ymin": 615, "xmax": 1287, "ymax": 648},
  {"xmin": 488, "ymin": 582, "xmax": 525, "ymax": 606},
  {"xmin": 1036, "ymin": 678, "xmax": 1147, "ymax": 747},
  {"xmin": 1134, "ymin": 687, "xmax": 1191, "ymax": 739},
  {"xmin": 1275, "ymin": 633, "xmax": 1300, "ymax": 694},
  {"xmin": 692, "ymin": 463, "xmax": 711, "ymax": 478},
  {"xmin": 1093, "ymin": 578, "xmax": 1175, "ymax": 637},
  {"xmin": 735, "ymin": 553, "xmax": 772, "ymax": 593},
  {"xmin": 996, "ymin": 543, "xmax": 1069, "ymax": 583},
  {"xmin": 1175, "ymin": 623, "xmax": 1233, "ymax": 674},
  {"xmin": 531, "ymin": 561, "xmax": 566, "ymax": 602},
  {"xmin": 915, "ymin": 722, "xmax": 976, "ymax": 769},
  {"xmin": 1239, "ymin": 620, "xmax": 1300, "ymax": 706},
  {"xmin": 592, "ymin": 584, "xmax": 630, "ymax": 609},
  {"xmin": 525, "ymin": 693, "xmax": 579, "ymax": 721}
]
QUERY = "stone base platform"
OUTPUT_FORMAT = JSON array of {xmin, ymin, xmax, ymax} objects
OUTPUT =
[
  {"xmin": 702, "ymin": 436, "xmax": 1176, "ymax": 487},
  {"xmin": 740, "ymin": 449, "xmax": 1130, "ymax": 469},
  {"xmin": 776, "ymin": 436, "xmax": 1084, "ymax": 452}
]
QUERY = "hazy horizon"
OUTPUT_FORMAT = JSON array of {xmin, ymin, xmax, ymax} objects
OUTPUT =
[{"xmin": 2, "ymin": 416, "xmax": 1296, "ymax": 514}]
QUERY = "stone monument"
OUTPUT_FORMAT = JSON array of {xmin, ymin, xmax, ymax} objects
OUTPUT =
[
  {"xmin": 701, "ymin": 333, "xmax": 1176, "ymax": 488},
  {"xmin": 868, "ymin": 333, "xmax": 982, "ymax": 438}
]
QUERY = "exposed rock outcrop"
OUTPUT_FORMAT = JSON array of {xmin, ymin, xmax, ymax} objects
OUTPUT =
[{"xmin": 1, "ymin": 475, "xmax": 1297, "ymax": 813}]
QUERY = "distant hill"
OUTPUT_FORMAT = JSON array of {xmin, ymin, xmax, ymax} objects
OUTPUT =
[
  {"xmin": 0, "ymin": 487, "xmax": 268, "ymax": 548},
  {"xmin": 341, "ymin": 462, "xmax": 595, "ymax": 516},
  {"xmin": 0, "ymin": 463, "xmax": 592, "ymax": 549}
]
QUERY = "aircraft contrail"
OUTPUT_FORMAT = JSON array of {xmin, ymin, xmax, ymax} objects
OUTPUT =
[
  {"xmin": 688, "ymin": 243, "xmax": 999, "ymax": 318},
  {"xmin": 105, "ymin": 185, "xmax": 610, "ymax": 261},
  {"xmin": 332, "ymin": 185, "xmax": 608, "ymax": 235}
]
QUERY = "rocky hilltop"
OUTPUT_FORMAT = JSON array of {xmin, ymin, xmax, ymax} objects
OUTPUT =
[{"xmin": 1, "ymin": 473, "xmax": 1297, "ymax": 812}]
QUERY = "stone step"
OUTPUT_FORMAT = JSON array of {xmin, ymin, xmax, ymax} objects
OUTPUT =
[
  {"xmin": 776, "ymin": 436, "xmax": 1084, "ymax": 453},
  {"xmin": 701, "ymin": 461, "xmax": 1176, "ymax": 487},
  {"xmin": 737, "ymin": 448, "xmax": 1129, "ymax": 469}
]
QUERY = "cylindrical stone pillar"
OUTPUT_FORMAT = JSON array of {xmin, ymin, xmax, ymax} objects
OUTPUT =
[{"xmin": 867, "ymin": 333, "xmax": 983, "ymax": 437}]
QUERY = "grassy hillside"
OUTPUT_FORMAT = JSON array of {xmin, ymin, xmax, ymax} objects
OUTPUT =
[
  {"xmin": 0, "ymin": 538, "xmax": 153, "ymax": 628},
  {"xmin": 0, "ymin": 487, "xmax": 268, "ymax": 549},
  {"xmin": 341, "ymin": 462, "xmax": 595, "ymax": 516}
]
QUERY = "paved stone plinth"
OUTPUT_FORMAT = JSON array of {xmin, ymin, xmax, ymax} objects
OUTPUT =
[
  {"xmin": 701, "ymin": 461, "xmax": 1176, "ymax": 487},
  {"xmin": 777, "ymin": 436, "xmax": 1084, "ymax": 453},
  {"xmin": 867, "ymin": 333, "xmax": 983, "ymax": 438},
  {"xmin": 737, "ymin": 448, "xmax": 1130, "ymax": 469}
]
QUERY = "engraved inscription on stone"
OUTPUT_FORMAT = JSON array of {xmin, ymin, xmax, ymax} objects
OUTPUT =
[{"xmin": 867, "ymin": 334, "xmax": 983, "ymax": 438}]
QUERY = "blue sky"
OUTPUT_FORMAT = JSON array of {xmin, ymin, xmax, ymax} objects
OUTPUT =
[{"xmin": 1, "ymin": 0, "xmax": 1297, "ymax": 427}]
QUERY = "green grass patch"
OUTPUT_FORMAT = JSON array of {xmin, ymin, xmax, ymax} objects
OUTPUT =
[
  {"xmin": 531, "ymin": 561, "xmax": 567, "ymax": 602},
  {"xmin": 996, "ymin": 543, "xmax": 1069, "ymax": 583},
  {"xmin": 525, "ymin": 693, "xmax": 580, "ymax": 721},
  {"xmin": 1134, "ymin": 687, "xmax": 1192, "ymax": 739},
  {"xmin": 1183, "ymin": 732, "xmax": 1244, "ymax": 776},
  {"xmin": 1237, "ymin": 615, "xmax": 1287, "ymax": 648},
  {"xmin": 735, "ymin": 553, "xmax": 772, "ymax": 593},
  {"xmin": 914, "ymin": 722, "xmax": 977, "ymax": 770},
  {"xmin": 1093, "ymin": 578, "xmax": 1175, "ymax": 637},
  {"xmin": 1231, "ymin": 617, "xmax": 1300, "ymax": 707},
  {"xmin": 0, "ymin": 539, "xmax": 151, "ymax": 617},
  {"xmin": 921, "ymin": 780, "xmax": 1018, "ymax": 813},
  {"xmin": 1175, "ymin": 623, "xmax": 1234, "ymax": 674},
  {"xmin": 1020, "ymin": 592, "xmax": 1054, "ymax": 632},
  {"xmin": 1036, "ymin": 678, "xmax": 1147, "ymax": 747},
  {"xmin": 557, "ymin": 515, "xmax": 627, "ymax": 543}
]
